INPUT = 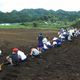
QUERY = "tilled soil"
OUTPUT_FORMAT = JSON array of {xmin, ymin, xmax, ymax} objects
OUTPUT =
[{"xmin": 0, "ymin": 29, "xmax": 80, "ymax": 80}]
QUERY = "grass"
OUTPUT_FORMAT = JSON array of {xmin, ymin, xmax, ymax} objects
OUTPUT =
[{"xmin": 0, "ymin": 21, "xmax": 74, "ymax": 29}]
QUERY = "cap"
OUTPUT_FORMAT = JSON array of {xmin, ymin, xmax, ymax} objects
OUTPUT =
[{"xmin": 12, "ymin": 48, "xmax": 18, "ymax": 52}]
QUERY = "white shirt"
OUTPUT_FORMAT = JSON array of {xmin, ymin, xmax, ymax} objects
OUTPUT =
[
  {"xmin": 68, "ymin": 29, "xmax": 75, "ymax": 36},
  {"xmin": 52, "ymin": 41, "xmax": 57, "ymax": 46},
  {"xmin": 43, "ymin": 44, "xmax": 48, "ymax": 49},
  {"xmin": 0, "ymin": 50, "xmax": 2, "ymax": 55},
  {"xmin": 46, "ymin": 41, "xmax": 51, "ymax": 45},
  {"xmin": 42, "ymin": 38, "xmax": 48, "ymax": 44},
  {"xmin": 17, "ymin": 50, "xmax": 27, "ymax": 60},
  {"xmin": 59, "ymin": 33, "xmax": 65, "ymax": 39},
  {"xmin": 30, "ymin": 48, "xmax": 40, "ymax": 56}
]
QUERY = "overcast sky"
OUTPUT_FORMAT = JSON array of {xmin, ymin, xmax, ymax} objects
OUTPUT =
[{"xmin": 0, "ymin": 0, "xmax": 80, "ymax": 12}]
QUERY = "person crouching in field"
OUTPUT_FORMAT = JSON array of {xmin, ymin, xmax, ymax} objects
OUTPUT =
[
  {"xmin": 6, "ymin": 48, "xmax": 27, "ymax": 66},
  {"xmin": 42, "ymin": 37, "xmax": 52, "ymax": 52},
  {"xmin": 52, "ymin": 37, "xmax": 62, "ymax": 47},
  {"xmin": 29, "ymin": 48, "xmax": 41, "ymax": 63}
]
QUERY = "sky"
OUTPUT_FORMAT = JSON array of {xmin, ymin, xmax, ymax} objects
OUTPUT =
[{"xmin": 0, "ymin": 0, "xmax": 80, "ymax": 12}]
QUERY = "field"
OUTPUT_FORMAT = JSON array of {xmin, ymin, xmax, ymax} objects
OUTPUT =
[{"xmin": 0, "ymin": 29, "xmax": 80, "ymax": 80}]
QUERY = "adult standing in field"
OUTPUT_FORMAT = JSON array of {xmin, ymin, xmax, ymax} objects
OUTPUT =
[{"xmin": 37, "ymin": 33, "xmax": 43, "ymax": 52}]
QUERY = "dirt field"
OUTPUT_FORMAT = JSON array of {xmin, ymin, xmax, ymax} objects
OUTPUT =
[{"xmin": 0, "ymin": 29, "xmax": 80, "ymax": 80}]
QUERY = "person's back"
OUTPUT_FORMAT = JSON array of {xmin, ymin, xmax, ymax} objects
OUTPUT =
[
  {"xmin": 17, "ymin": 50, "xmax": 27, "ymax": 61},
  {"xmin": 52, "ymin": 37, "xmax": 61, "ymax": 47},
  {"xmin": 42, "ymin": 37, "xmax": 48, "ymax": 44},
  {"xmin": 46, "ymin": 41, "xmax": 53, "ymax": 49},
  {"xmin": 29, "ymin": 48, "xmax": 41, "ymax": 64},
  {"xmin": 33, "ymin": 48, "xmax": 40, "ymax": 55},
  {"xmin": 30, "ymin": 48, "xmax": 40, "ymax": 56},
  {"xmin": 6, "ymin": 48, "xmax": 19, "ymax": 65}
]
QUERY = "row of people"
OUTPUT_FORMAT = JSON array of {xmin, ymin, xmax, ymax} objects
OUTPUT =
[
  {"xmin": 37, "ymin": 33, "xmax": 62, "ymax": 52},
  {"xmin": 0, "ymin": 27, "xmax": 80, "ymax": 70},
  {"xmin": 37, "ymin": 27, "xmax": 80, "ymax": 52},
  {"xmin": 0, "ymin": 47, "xmax": 41, "ymax": 71},
  {"xmin": 6, "ymin": 27, "xmax": 80, "ymax": 66},
  {"xmin": 58, "ymin": 27, "xmax": 80, "ymax": 41}
]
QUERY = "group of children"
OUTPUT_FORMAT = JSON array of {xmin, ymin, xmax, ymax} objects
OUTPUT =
[
  {"xmin": 37, "ymin": 27, "xmax": 80, "ymax": 52},
  {"xmin": 0, "ymin": 27, "xmax": 80, "ymax": 69}
]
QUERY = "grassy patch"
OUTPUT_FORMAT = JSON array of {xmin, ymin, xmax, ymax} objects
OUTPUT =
[{"xmin": 0, "ymin": 21, "xmax": 73, "ymax": 29}]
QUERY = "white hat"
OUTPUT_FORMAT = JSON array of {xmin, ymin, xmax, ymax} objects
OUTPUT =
[{"xmin": 53, "ymin": 37, "xmax": 58, "ymax": 41}]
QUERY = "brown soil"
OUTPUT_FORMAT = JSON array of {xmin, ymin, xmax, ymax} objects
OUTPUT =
[{"xmin": 0, "ymin": 29, "xmax": 80, "ymax": 80}]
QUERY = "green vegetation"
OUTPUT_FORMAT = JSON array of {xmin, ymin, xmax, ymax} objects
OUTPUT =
[
  {"xmin": 0, "ymin": 21, "xmax": 74, "ymax": 29},
  {"xmin": 0, "ymin": 9, "xmax": 80, "ymax": 29}
]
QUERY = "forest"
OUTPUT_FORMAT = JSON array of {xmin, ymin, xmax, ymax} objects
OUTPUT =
[{"xmin": 0, "ymin": 9, "xmax": 80, "ymax": 23}]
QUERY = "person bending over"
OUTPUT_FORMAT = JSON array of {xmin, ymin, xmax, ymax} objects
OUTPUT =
[{"xmin": 6, "ymin": 48, "xmax": 27, "ymax": 65}]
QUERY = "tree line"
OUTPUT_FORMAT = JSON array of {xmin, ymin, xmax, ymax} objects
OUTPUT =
[{"xmin": 0, "ymin": 9, "xmax": 80, "ymax": 23}]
